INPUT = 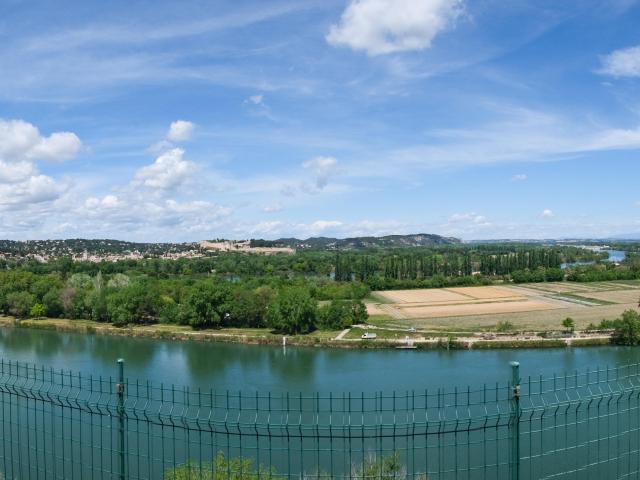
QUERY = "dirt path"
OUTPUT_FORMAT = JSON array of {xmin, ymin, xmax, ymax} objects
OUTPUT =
[{"xmin": 334, "ymin": 328, "xmax": 351, "ymax": 340}]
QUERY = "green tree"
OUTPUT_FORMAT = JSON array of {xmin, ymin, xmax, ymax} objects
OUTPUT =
[
  {"xmin": 29, "ymin": 303, "xmax": 45, "ymax": 319},
  {"xmin": 562, "ymin": 317, "xmax": 575, "ymax": 333},
  {"xmin": 317, "ymin": 300, "xmax": 353, "ymax": 330},
  {"xmin": 266, "ymin": 287, "xmax": 317, "ymax": 334},
  {"xmin": 350, "ymin": 300, "xmax": 369, "ymax": 324},
  {"xmin": 106, "ymin": 281, "xmax": 161, "ymax": 326},
  {"xmin": 6, "ymin": 291, "xmax": 35, "ymax": 318},
  {"xmin": 42, "ymin": 288, "xmax": 64, "ymax": 318},
  {"xmin": 612, "ymin": 310, "xmax": 640, "ymax": 346},
  {"xmin": 181, "ymin": 282, "xmax": 231, "ymax": 329}
]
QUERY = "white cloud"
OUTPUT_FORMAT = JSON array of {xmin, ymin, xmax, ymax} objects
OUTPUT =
[
  {"xmin": 511, "ymin": 174, "xmax": 527, "ymax": 182},
  {"xmin": 359, "ymin": 106, "xmax": 640, "ymax": 178},
  {"xmin": 0, "ymin": 119, "xmax": 80, "ymax": 210},
  {"xmin": 448, "ymin": 212, "xmax": 488, "ymax": 225},
  {"xmin": 541, "ymin": 209, "xmax": 554, "ymax": 219},
  {"xmin": 0, "ymin": 175, "xmax": 67, "ymax": 208},
  {"xmin": 134, "ymin": 148, "xmax": 196, "ymax": 190},
  {"xmin": 308, "ymin": 220, "xmax": 343, "ymax": 231},
  {"xmin": 85, "ymin": 195, "xmax": 121, "ymax": 210},
  {"xmin": 302, "ymin": 156, "xmax": 339, "ymax": 189},
  {"xmin": 263, "ymin": 204, "xmax": 283, "ymax": 213},
  {"xmin": 599, "ymin": 45, "xmax": 640, "ymax": 77},
  {"xmin": 0, "ymin": 160, "xmax": 36, "ymax": 183},
  {"xmin": 247, "ymin": 94, "xmax": 264, "ymax": 105},
  {"xmin": 0, "ymin": 119, "xmax": 82, "ymax": 162},
  {"xmin": 327, "ymin": 0, "xmax": 463, "ymax": 56},
  {"xmin": 166, "ymin": 120, "xmax": 195, "ymax": 142}
]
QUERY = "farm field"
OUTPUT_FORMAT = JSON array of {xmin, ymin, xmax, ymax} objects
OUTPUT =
[{"xmin": 367, "ymin": 281, "xmax": 640, "ymax": 331}]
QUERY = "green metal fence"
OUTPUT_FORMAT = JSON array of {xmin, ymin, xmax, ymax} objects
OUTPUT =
[{"xmin": 2, "ymin": 357, "xmax": 640, "ymax": 479}]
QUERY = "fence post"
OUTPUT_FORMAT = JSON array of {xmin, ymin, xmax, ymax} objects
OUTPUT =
[
  {"xmin": 509, "ymin": 361, "xmax": 521, "ymax": 480},
  {"xmin": 117, "ymin": 359, "xmax": 126, "ymax": 480}
]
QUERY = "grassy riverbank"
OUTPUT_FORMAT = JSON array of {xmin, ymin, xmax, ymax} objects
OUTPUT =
[{"xmin": 0, "ymin": 315, "xmax": 615, "ymax": 350}]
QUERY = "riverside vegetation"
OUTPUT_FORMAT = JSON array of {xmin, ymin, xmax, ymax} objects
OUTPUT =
[{"xmin": 0, "ymin": 242, "xmax": 639, "ymax": 343}]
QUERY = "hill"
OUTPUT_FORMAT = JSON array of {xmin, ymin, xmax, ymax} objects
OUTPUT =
[{"xmin": 273, "ymin": 233, "xmax": 460, "ymax": 250}]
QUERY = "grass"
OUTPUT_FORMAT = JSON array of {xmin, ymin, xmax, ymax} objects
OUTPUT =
[
  {"xmin": 0, "ymin": 316, "xmax": 342, "ymax": 347},
  {"xmin": 366, "ymin": 292, "xmax": 394, "ymax": 304},
  {"xmin": 550, "ymin": 293, "xmax": 616, "ymax": 305},
  {"xmin": 365, "ymin": 314, "xmax": 396, "ymax": 327}
]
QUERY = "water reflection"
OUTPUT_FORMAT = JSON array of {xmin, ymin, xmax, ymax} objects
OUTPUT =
[
  {"xmin": 2, "ymin": 326, "xmax": 640, "ymax": 393},
  {"xmin": 0, "ymin": 327, "xmax": 64, "ymax": 359}
]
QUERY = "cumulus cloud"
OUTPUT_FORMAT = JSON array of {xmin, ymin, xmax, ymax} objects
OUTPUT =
[
  {"xmin": 302, "ymin": 156, "xmax": 339, "ymax": 189},
  {"xmin": 541, "ymin": 209, "xmax": 554, "ymax": 218},
  {"xmin": 327, "ymin": 0, "xmax": 463, "ymax": 56},
  {"xmin": 599, "ymin": 45, "xmax": 640, "ymax": 77},
  {"xmin": 511, "ymin": 174, "xmax": 527, "ymax": 182},
  {"xmin": 0, "ymin": 119, "xmax": 80, "ymax": 210},
  {"xmin": 134, "ymin": 148, "xmax": 196, "ymax": 190},
  {"xmin": 0, "ymin": 160, "xmax": 36, "ymax": 183},
  {"xmin": 166, "ymin": 120, "xmax": 195, "ymax": 142},
  {"xmin": 0, "ymin": 175, "xmax": 67, "ymax": 208},
  {"xmin": 85, "ymin": 195, "xmax": 121, "ymax": 210},
  {"xmin": 0, "ymin": 119, "xmax": 81, "ymax": 162}
]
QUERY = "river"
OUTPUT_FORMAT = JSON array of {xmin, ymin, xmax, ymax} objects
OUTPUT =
[
  {"xmin": 2, "ymin": 327, "xmax": 640, "ymax": 478},
  {"xmin": 1, "ymin": 326, "xmax": 639, "ymax": 391},
  {"xmin": 560, "ymin": 248, "xmax": 626, "ymax": 269}
]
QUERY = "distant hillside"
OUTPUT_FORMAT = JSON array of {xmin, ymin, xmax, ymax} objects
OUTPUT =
[
  {"xmin": 273, "ymin": 233, "xmax": 460, "ymax": 250},
  {"xmin": 0, "ymin": 234, "xmax": 460, "ymax": 261},
  {"xmin": 0, "ymin": 239, "xmax": 201, "ymax": 261}
]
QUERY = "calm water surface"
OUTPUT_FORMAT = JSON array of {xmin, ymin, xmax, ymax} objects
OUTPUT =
[{"xmin": 1, "ymin": 326, "xmax": 639, "ymax": 391}]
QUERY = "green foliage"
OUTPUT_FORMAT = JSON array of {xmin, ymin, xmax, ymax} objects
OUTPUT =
[
  {"xmin": 0, "ymin": 242, "xmax": 633, "ymax": 336},
  {"xmin": 351, "ymin": 451, "xmax": 408, "ymax": 479},
  {"xmin": 107, "ymin": 273, "xmax": 130, "ymax": 288},
  {"xmin": 164, "ymin": 452, "xmax": 278, "ymax": 480},
  {"xmin": 164, "ymin": 452, "xmax": 417, "ymax": 480},
  {"xmin": 562, "ymin": 317, "xmax": 575, "ymax": 332},
  {"xmin": 29, "ymin": 303, "xmax": 45, "ymax": 319},
  {"xmin": 611, "ymin": 310, "xmax": 640, "ymax": 346},
  {"xmin": 181, "ymin": 282, "xmax": 232, "ymax": 329},
  {"xmin": 6, "ymin": 291, "xmax": 35, "ymax": 318},
  {"xmin": 266, "ymin": 287, "xmax": 317, "ymax": 334},
  {"xmin": 496, "ymin": 321, "xmax": 514, "ymax": 332},
  {"xmin": 317, "ymin": 300, "xmax": 367, "ymax": 330}
]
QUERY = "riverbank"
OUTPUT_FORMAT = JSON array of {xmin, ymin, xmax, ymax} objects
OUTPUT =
[{"xmin": 0, "ymin": 316, "xmax": 613, "ymax": 350}]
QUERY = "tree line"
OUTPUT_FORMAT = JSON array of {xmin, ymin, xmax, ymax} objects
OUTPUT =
[{"xmin": 0, "ymin": 270, "xmax": 368, "ymax": 334}]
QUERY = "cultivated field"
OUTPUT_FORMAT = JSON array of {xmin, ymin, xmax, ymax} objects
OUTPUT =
[{"xmin": 368, "ymin": 282, "xmax": 640, "ymax": 331}]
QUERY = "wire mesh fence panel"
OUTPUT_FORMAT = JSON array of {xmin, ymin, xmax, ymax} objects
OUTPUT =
[{"xmin": 2, "ymin": 358, "xmax": 640, "ymax": 479}]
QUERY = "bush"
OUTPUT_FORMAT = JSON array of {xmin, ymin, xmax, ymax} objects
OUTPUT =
[
  {"xmin": 164, "ymin": 451, "xmax": 419, "ymax": 480},
  {"xmin": 496, "ymin": 321, "xmax": 514, "ymax": 332},
  {"xmin": 612, "ymin": 310, "xmax": 640, "ymax": 346}
]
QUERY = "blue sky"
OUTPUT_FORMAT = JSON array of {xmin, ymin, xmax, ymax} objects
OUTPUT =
[{"xmin": 1, "ymin": 0, "xmax": 640, "ymax": 241}]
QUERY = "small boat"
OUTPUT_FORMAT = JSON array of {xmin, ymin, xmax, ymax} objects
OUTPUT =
[{"xmin": 361, "ymin": 332, "xmax": 377, "ymax": 339}]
